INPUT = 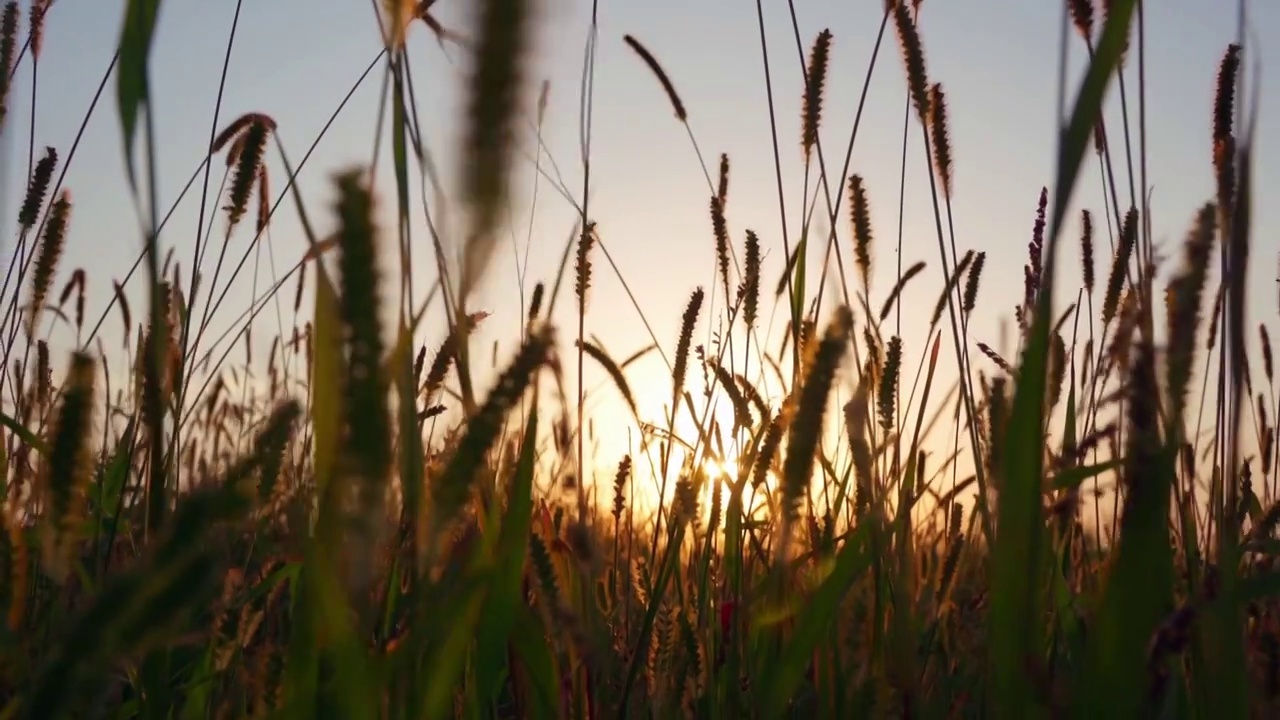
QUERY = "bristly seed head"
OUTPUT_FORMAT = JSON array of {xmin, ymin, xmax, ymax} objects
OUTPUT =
[
  {"xmin": 19, "ymin": 146, "xmax": 57, "ymax": 230},
  {"xmin": 27, "ymin": 188, "xmax": 70, "ymax": 337},
  {"xmin": 211, "ymin": 112, "xmax": 278, "ymax": 156},
  {"xmin": 1021, "ymin": 188, "xmax": 1049, "ymax": 328},
  {"xmin": 1213, "ymin": 43, "xmax": 1241, "ymax": 147},
  {"xmin": 711, "ymin": 195, "xmax": 730, "ymax": 303},
  {"xmin": 1067, "ymin": 0, "xmax": 1093, "ymax": 41},
  {"xmin": 740, "ymin": 230, "xmax": 761, "ymax": 331},
  {"xmin": 575, "ymin": 221, "xmax": 596, "ymax": 304},
  {"xmin": 671, "ymin": 287, "xmax": 705, "ymax": 412},
  {"xmin": 892, "ymin": 1, "xmax": 930, "ymax": 122},
  {"xmin": 1261, "ymin": 323, "xmax": 1274, "ymax": 383},
  {"xmin": 0, "ymin": 2, "xmax": 19, "ymax": 129},
  {"xmin": 717, "ymin": 153, "xmax": 729, "ymax": 205},
  {"xmin": 849, "ymin": 175, "xmax": 874, "ymax": 295},
  {"xmin": 927, "ymin": 83, "xmax": 954, "ymax": 198},
  {"xmin": 1212, "ymin": 44, "xmax": 1241, "ymax": 213},
  {"xmin": 225, "ymin": 120, "xmax": 270, "ymax": 229},
  {"xmin": 28, "ymin": 0, "xmax": 47, "ymax": 60},
  {"xmin": 1080, "ymin": 209, "xmax": 1095, "ymax": 295},
  {"xmin": 878, "ymin": 336, "xmax": 902, "ymax": 431},
  {"xmin": 612, "ymin": 455, "xmax": 631, "ymax": 520},
  {"xmin": 964, "ymin": 251, "xmax": 985, "ymax": 316},
  {"xmin": 801, "ymin": 29, "xmax": 833, "ymax": 162},
  {"xmin": 1102, "ymin": 207, "xmax": 1138, "ymax": 326}
]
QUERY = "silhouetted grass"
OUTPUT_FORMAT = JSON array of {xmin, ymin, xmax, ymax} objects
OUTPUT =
[{"xmin": 0, "ymin": 1, "xmax": 1277, "ymax": 718}]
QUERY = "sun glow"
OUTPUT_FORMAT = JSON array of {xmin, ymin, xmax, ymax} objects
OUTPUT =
[
  {"xmin": 614, "ymin": 364, "xmax": 790, "ymax": 522},
  {"xmin": 699, "ymin": 454, "xmax": 782, "ymax": 522}
]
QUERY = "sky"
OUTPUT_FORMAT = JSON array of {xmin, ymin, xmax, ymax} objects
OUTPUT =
[{"xmin": 4, "ymin": 0, "xmax": 1279, "ymax": 518}]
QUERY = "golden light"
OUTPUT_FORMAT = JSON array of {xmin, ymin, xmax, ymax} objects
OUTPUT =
[
  {"xmin": 619, "ymin": 363, "xmax": 787, "ymax": 522},
  {"xmin": 701, "ymin": 457, "xmax": 738, "ymax": 520}
]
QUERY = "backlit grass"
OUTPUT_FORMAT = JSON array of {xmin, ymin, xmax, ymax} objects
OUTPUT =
[{"xmin": 1, "ymin": 1, "xmax": 1278, "ymax": 718}]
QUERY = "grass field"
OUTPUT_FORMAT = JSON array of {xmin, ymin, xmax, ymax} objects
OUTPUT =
[{"xmin": 1, "ymin": 0, "xmax": 1278, "ymax": 717}]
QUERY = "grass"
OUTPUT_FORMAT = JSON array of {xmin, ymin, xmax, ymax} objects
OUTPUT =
[{"xmin": 1, "ymin": 0, "xmax": 1278, "ymax": 717}]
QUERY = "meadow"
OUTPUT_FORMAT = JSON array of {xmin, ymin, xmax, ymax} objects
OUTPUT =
[{"xmin": 1, "ymin": 0, "xmax": 1278, "ymax": 717}]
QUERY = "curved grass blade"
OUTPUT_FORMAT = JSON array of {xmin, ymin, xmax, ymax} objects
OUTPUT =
[
  {"xmin": 474, "ymin": 404, "xmax": 539, "ymax": 704},
  {"xmin": 991, "ymin": 2, "xmax": 1136, "ymax": 716},
  {"xmin": 760, "ymin": 522, "xmax": 874, "ymax": 719},
  {"xmin": 0, "ymin": 410, "xmax": 48, "ymax": 456},
  {"xmin": 116, "ymin": 0, "xmax": 163, "ymax": 192}
]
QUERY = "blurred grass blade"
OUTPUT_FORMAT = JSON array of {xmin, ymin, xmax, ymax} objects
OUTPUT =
[
  {"xmin": 26, "ymin": 487, "xmax": 250, "ymax": 718},
  {"xmin": 474, "ymin": 404, "xmax": 538, "ymax": 704},
  {"xmin": 311, "ymin": 268, "xmax": 343, "ymax": 500},
  {"xmin": 761, "ymin": 522, "xmax": 873, "ymax": 719},
  {"xmin": 509, "ymin": 603, "xmax": 561, "ymax": 718},
  {"xmin": 1082, "ymin": 338, "xmax": 1174, "ymax": 718},
  {"xmin": 38, "ymin": 352, "xmax": 96, "ymax": 583},
  {"xmin": 992, "ymin": 2, "xmax": 1136, "ymax": 717},
  {"xmin": 116, "ymin": 0, "xmax": 163, "ymax": 191},
  {"xmin": 1051, "ymin": 459, "xmax": 1121, "ymax": 491},
  {"xmin": 0, "ymin": 411, "xmax": 48, "ymax": 456},
  {"xmin": 459, "ymin": 0, "xmax": 533, "ymax": 302},
  {"xmin": 431, "ymin": 324, "xmax": 553, "ymax": 545}
]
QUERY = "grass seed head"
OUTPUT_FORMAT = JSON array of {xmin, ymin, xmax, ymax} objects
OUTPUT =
[
  {"xmin": 849, "ymin": 175, "xmax": 874, "ymax": 294},
  {"xmin": 19, "ymin": 146, "xmax": 57, "ymax": 230},
  {"xmin": 892, "ymin": 1, "xmax": 930, "ymax": 121},
  {"xmin": 624, "ymin": 34, "xmax": 686, "ymax": 121},
  {"xmin": 801, "ymin": 29, "xmax": 833, "ymax": 162},
  {"xmin": 927, "ymin": 83, "xmax": 954, "ymax": 198}
]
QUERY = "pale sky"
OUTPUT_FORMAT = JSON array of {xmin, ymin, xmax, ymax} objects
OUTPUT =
[{"xmin": 4, "ymin": 0, "xmax": 1278, "ymax": 516}]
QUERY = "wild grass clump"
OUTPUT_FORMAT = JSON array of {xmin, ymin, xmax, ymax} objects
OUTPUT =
[{"xmin": 0, "ymin": 0, "xmax": 1278, "ymax": 718}]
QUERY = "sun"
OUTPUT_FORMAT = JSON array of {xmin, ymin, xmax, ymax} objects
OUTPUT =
[
  {"xmin": 698, "ymin": 454, "xmax": 780, "ymax": 521},
  {"xmin": 621, "ymin": 375, "xmax": 785, "ymax": 520}
]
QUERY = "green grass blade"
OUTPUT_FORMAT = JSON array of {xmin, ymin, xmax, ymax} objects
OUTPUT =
[
  {"xmin": 115, "ymin": 0, "xmax": 162, "ymax": 192},
  {"xmin": 990, "ymin": 3, "xmax": 1136, "ymax": 715},
  {"xmin": 311, "ymin": 269, "xmax": 343, "ymax": 499},
  {"xmin": 474, "ymin": 404, "xmax": 540, "ymax": 703},
  {"xmin": 0, "ymin": 411, "xmax": 47, "ymax": 456},
  {"xmin": 760, "ymin": 521, "xmax": 873, "ymax": 719},
  {"xmin": 1081, "ymin": 339, "xmax": 1175, "ymax": 718}
]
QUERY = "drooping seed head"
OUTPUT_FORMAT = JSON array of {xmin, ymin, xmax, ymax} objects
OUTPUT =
[
  {"xmin": 623, "ymin": 35, "xmax": 686, "ymax": 121},
  {"xmin": 211, "ymin": 112, "xmax": 277, "ymax": 155},
  {"xmin": 225, "ymin": 120, "xmax": 269, "ymax": 228}
]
